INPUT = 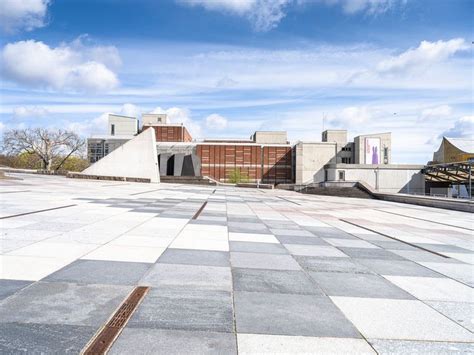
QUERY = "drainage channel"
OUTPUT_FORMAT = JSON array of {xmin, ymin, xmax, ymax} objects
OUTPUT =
[
  {"xmin": 376, "ymin": 209, "xmax": 473, "ymax": 232},
  {"xmin": 130, "ymin": 189, "xmax": 161, "ymax": 196},
  {"xmin": 278, "ymin": 196, "xmax": 301, "ymax": 206},
  {"xmin": 340, "ymin": 218, "xmax": 450, "ymax": 259},
  {"xmin": 0, "ymin": 190, "xmax": 31, "ymax": 194},
  {"xmin": 82, "ymin": 286, "xmax": 150, "ymax": 354},
  {"xmin": 192, "ymin": 201, "xmax": 208, "ymax": 219},
  {"xmin": 0, "ymin": 204, "xmax": 77, "ymax": 220}
]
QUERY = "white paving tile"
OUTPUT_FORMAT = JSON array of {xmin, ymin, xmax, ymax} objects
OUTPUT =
[
  {"xmin": 384, "ymin": 276, "xmax": 474, "ymax": 303},
  {"xmin": 284, "ymin": 244, "xmax": 348, "ymax": 257},
  {"xmin": 237, "ymin": 334, "xmax": 376, "ymax": 354},
  {"xmin": 331, "ymin": 297, "xmax": 474, "ymax": 342},
  {"xmin": 229, "ymin": 233, "xmax": 279, "ymax": 244},
  {"xmin": 323, "ymin": 238, "xmax": 379, "ymax": 249},
  {"xmin": 7, "ymin": 241, "xmax": 97, "ymax": 259},
  {"xmin": 0, "ymin": 255, "xmax": 73, "ymax": 281},
  {"xmin": 82, "ymin": 244, "xmax": 165, "ymax": 263}
]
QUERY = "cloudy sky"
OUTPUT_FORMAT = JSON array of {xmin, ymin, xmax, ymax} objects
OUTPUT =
[{"xmin": 0, "ymin": 0, "xmax": 472, "ymax": 163}]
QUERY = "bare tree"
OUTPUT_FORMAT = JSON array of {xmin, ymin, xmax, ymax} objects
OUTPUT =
[{"xmin": 2, "ymin": 128, "xmax": 85, "ymax": 171}]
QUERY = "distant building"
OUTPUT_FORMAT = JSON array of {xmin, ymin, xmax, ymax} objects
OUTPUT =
[
  {"xmin": 86, "ymin": 112, "xmax": 424, "ymax": 192},
  {"xmin": 432, "ymin": 137, "xmax": 474, "ymax": 164}
]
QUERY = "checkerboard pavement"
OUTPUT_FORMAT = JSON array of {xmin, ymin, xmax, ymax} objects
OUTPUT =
[{"xmin": 0, "ymin": 173, "xmax": 473, "ymax": 354}]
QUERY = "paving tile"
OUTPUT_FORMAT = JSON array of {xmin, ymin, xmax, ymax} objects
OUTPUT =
[
  {"xmin": 276, "ymin": 235, "xmax": 330, "ymax": 245},
  {"xmin": 415, "ymin": 243, "xmax": 473, "ymax": 254},
  {"xmin": 128, "ymin": 288, "xmax": 233, "ymax": 332},
  {"xmin": 230, "ymin": 241, "xmax": 288, "ymax": 254},
  {"xmin": 310, "ymin": 272, "xmax": 414, "ymax": 299},
  {"xmin": 238, "ymin": 334, "xmax": 376, "ymax": 354},
  {"xmin": 369, "ymin": 240, "xmax": 419, "ymax": 251},
  {"xmin": 270, "ymin": 229, "xmax": 315, "ymax": 237},
  {"xmin": 419, "ymin": 262, "xmax": 474, "ymax": 287},
  {"xmin": 110, "ymin": 328, "xmax": 237, "ymax": 354},
  {"xmin": 229, "ymin": 232, "xmax": 279, "ymax": 244},
  {"xmin": 230, "ymin": 252, "xmax": 301, "ymax": 271},
  {"xmin": 157, "ymin": 249, "xmax": 230, "ymax": 267},
  {"xmin": 234, "ymin": 291, "xmax": 360, "ymax": 337},
  {"xmin": 369, "ymin": 339, "xmax": 474, "ymax": 355},
  {"xmin": 304, "ymin": 227, "xmax": 356, "ymax": 239},
  {"xmin": 110, "ymin": 234, "xmax": 174, "ymax": 248},
  {"xmin": 294, "ymin": 256, "xmax": 372, "ymax": 274},
  {"xmin": 0, "ymin": 255, "xmax": 73, "ymax": 281},
  {"xmin": 82, "ymin": 244, "xmax": 165, "ymax": 263},
  {"xmin": 284, "ymin": 244, "xmax": 349, "ymax": 257},
  {"xmin": 390, "ymin": 249, "xmax": 463, "ymax": 263},
  {"xmin": 0, "ymin": 281, "xmax": 131, "ymax": 326},
  {"xmin": 354, "ymin": 258, "xmax": 443, "ymax": 277},
  {"xmin": 323, "ymin": 238, "xmax": 379, "ymax": 249},
  {"xmin": 0, "ymin": 280, "xmax": 32, "ymax": 300},
  {"xmin": 331, "ymin": 297, "xmax": 474, "ymax": 342},
  {"xmin": 383, "ymin": 276, "xmax": 474, "ymax": 302},
  {"xmin": 7, "ymin": 242, "xmax": 99, "ymax": 260},
  {"xmin": 140, "ymin": 263, "xmax": 232, "ymax": 292},
  {"xmin": 45, "ymin": 259, "xmax": 152, "ymax": 285},
  {"xmin": 425, "ymin": 301, "xmax": 474, "ymax": 332},
  {"xmin": 232, "ymin": 268, "xmax": 323, "ymax": 295},
  {"xmin": 338, "ymin": 247, "xmax": 405, "ymax": 260},
  {"xmin": 0, "ymin": 323, "xmax": 96, "ymax": 354}
]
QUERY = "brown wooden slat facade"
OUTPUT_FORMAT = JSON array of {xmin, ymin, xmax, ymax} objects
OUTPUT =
[{"xmin": 197, "ymin": 144, "xmax": 292, "ymax": 184}]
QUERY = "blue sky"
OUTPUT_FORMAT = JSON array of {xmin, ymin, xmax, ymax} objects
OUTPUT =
[{"xmin": 0, "ymin": 0, "xmax": 472, "ymax": 163}]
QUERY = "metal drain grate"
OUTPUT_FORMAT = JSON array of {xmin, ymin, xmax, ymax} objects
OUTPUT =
[
  {"xmin": 82, "ymin": 286, "xmax": 149, "ymax": 354},
  {"xmin": 192, "ymin": 201, "xmax": 208, "ymax": 219}
]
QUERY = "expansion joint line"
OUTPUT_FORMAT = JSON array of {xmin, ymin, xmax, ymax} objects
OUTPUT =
[{"xmin": 0, "ymin": 204, "xmax": 77, "ymax": 219}]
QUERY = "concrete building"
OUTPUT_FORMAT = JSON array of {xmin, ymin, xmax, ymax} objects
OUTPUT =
[{"xmin": 85, "ymin": 114, "xmax": 422, "ymax": 192}]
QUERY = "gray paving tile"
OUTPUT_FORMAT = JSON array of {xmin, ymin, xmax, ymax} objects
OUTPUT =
[
  {"xmin": 128, "ymin": 288, "xmax": 233, "ymax": 332},
  {"xmin": 354, "ymin": 258, "xmax": 444, "ymax": 277},
  {"xmin": 270, "ymin": 229, "xmax": 315, "ymax": 237},
  {"xmin": 294, "ymin": 256, "xmax": 372, "ymax": 274},
  {"xmin": 0, "ymin": 322, "xmax": 96, "ymax": 354},
  {"xmin": 309, "ymin": 272, "xmax": 415, "ymax": 299},
  {"xmin": 234, "ymin": 291, "xmax": 360, "ymax": 337},
  {"xmin": 230, "ymin": 252, "xmax": 301, "ymax": 270},
  {"xmin": 232, "ymin": 268, "xmax": 323, "ymax": 295},
  {"xmin": 45, "ymin": 260, "xmax": 152, "ymax": 285},
  {"xmin": 415, "ymin": 243, "xmax": 474, "ymax": 254},
  {"xmin": 276, "ymin": 235, "xmax": 330, "ymax": 245},
  {"xmin": 229, "ymin": 241, "xmax": 288, "ymax": 254},
  {"xmin": 0, "ymin": 281, "xmax": 132, "ymax": 327},
  {"xmin": 304, "ymin": 227, "xmax": 356, "ymax": 239},
  {"xmin": 338, "ymin": 247, "xmax": 406, "ymax": 260},
  {"xmin": 0, "ymin": 280, "xmax": 32, "ymax": 301},
  {"xmin": 157, "ymin": 249, "xmax": 230, "ymax": 267},
  {"xmin": 110, "ymin": 328, "xmax": 237, "ymax": 355},
  {"xmin": 391, "ymin": 250, "xmax": 464, "ymax": 263},
  {"xmin": 228, "ymin": 222, "xmax": 269, "ymax": 234},
  {"xmin": 369, "ymin": 240, "xmax": 419, "ymax": 251},
  {"xmin": 140, "ymin": 263, "xmax": 232, "ymax": 292},
  {"xmin": 369, "ymin": 339, "xmax": 474, "ymax": 355}
]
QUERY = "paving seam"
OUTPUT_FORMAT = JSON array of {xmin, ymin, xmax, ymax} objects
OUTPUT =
[
  {"xmin": 0, "ymin": 204, "xmax": 77, "ymax": 220},
  {"xmin": 375, "ymin": 209, "xmax": 473, "ymax": 232}
]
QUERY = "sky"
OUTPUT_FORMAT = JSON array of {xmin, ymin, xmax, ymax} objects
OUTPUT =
[{"xmin": 0, "ymin": 0, "xmax": 472, "ymax": 163}]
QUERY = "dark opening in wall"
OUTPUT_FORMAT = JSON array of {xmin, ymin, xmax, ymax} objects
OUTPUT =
[{"xmin": 166, "ymin": 155, "xmax": 175, "ymax": 176}]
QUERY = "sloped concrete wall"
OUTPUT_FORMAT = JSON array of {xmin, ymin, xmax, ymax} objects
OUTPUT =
[{"xmin": 82, "ymin": 128, "xmax": 160, "ymax": 183}]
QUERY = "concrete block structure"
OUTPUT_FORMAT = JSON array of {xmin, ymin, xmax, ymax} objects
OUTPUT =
[{"xmin": 83, "ymin": 128, "xmax": 159, "ymax": 182}]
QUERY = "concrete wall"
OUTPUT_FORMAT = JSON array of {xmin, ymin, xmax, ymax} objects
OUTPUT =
[
  {"xmin": 252, "ymin": 131, "xmax": 288, "ymax": 144},
  {"xmin": 325, "ymin": 164, "xmax": 425, "ymax": 193},
  {"xmin": 322, "ymin": 130, "xmax": 347, "ymax": 145},
  {"xmin": 295, "ymin": 142, "xmax": 336, "ymax": 184},
  {"xmin": 108, "ymin": 114, "xmax": 138, "ymax": 136},
  {"xmin": 83, "ymin": 128, "xmax": 160, "ymax": 183},
  {"xmin": 142, "ymin": 113, "xmax": 169, "ymax": 125},
  {"xmin": 354, "ymin": 132, "xmax": 391, "ymax": 164}
]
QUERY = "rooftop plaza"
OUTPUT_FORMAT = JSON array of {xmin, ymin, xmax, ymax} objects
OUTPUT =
[{"xmin": 0, "ymin": 173, "xmax": 473, "ymax": 354}]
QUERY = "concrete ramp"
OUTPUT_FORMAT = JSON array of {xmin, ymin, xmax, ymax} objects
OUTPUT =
[{"xmin": 82, "ymin": 128, "xmax": 160, "ymax": 183}]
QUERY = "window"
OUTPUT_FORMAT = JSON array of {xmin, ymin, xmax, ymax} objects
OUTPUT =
[
  {"xmin": 111, "ymin": 124, "xmax": 115, "ymax": 136},
  {"xmin": 384, "ymin": 147, "xmax": 389, "ymax": 164},
  {"xmin": 342, "ymin": 157, "xmax": 351, "ymax": 164},
  {"xmin": 342, "ymin": 146, "xmax": 352, "ymax": 152},
  {"xmin": 338, "ymin": 170, "xmax": 345, "ymax": 181}
]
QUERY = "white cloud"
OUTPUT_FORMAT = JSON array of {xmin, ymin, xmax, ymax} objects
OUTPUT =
[
  {"xmin": 178, "ymin": 0, "xmax": 292, "ymax": 31},
  {"xmin": 0, "ymin": 0, "xmax": 50, "ymax": 33},
  {"xmin": 420, "ymin": 105, "xmax": 452, "ymax": 121},
  {"xmin": 376, "ymin": 38, "xmax": 468, "ymax": 75},
  {"xmin": 151, "ymin": 106, "xmax": 202, "ymax": 138},
  {"xmin": 13, "ymin": 106, "xmax": 49, "ymax": 118},
  {"xmin": 324, "ymin": 0, "xmax": 401, "ymax": 15},
  {"xmin": 1, "ymin": 39, "xmax": 120, "ymax": 92},
  {"xmin": 119, "ymin": 103, "xmax": 141, "ymax": 118},
  {"xmin": 441, "ymin": 116, "xmax": 474, "ymax": 139},
  {"xmin": 206, "ymin": 114, "xmax": 228, "ymax": 130}
]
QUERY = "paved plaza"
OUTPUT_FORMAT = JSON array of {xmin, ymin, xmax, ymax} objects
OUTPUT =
[{"xmin": 0, "ymin": 174, "xmax": 473, "ymax": 354}]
